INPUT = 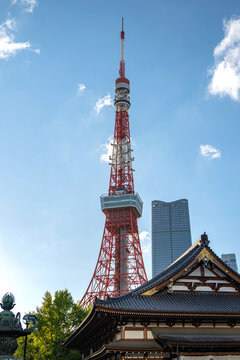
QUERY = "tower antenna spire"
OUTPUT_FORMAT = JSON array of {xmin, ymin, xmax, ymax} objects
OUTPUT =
[{"xmin": 120, "ymin": 17, "xmax": 125, "ymax": 77}]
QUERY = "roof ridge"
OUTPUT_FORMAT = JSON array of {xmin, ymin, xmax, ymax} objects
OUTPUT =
[{"xmin": 132, "ymin": 241, "xmax": 203, "ymax": 296}]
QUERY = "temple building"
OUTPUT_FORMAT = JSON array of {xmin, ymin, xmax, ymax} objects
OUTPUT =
[{"xmin": 63, "ymin": 234, "xmax": 240, "ymax": 359}]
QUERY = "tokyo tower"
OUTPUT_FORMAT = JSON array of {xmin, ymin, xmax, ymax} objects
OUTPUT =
[{"xmin": 81, "ymin": 19, "xmax": 148, "ymax": 307}]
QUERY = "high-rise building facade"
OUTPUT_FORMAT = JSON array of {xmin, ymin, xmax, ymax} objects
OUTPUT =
[
  {"xmin": 221, "ymin": 253, "xmax": 238, "ymax": 272},
  {"xmin": 152, "ymin": 199, "xmax": 192, "ymax": 277}
]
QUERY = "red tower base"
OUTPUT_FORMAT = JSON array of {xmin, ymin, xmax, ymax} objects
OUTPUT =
[{"xmin": 81, "ymin": 207, "xmax": 147, "ymax": 307}]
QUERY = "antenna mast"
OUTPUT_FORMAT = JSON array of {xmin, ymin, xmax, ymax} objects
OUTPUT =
[{"xmin": 120, "ymin": 17, "xmax": 125, "ymax": 78}]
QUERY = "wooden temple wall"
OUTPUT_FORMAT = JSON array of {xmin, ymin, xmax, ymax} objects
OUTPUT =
[{"xmin": 120, "ymin": 322, "xmax": 240, "ymax": 341}]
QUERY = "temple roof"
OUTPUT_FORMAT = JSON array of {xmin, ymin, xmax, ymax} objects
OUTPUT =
[
  {"xmin": 95, "ymin": 292, "xmax": 240, "ymax": 314},
  {"xmin": 63, "ymin": 235, "xmax": 240, "ymax": 351},
  {"xmin": 95, "ymin": 233, "xmax": 240, "ymax": 314}
]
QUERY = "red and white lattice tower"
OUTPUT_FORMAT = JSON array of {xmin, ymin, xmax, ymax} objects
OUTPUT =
[{"xmin": 81, "ymin": 19, "xmax": 148, "ymax": 307}]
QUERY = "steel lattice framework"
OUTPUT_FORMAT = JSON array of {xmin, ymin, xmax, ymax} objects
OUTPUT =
[{"xmin": 81, "ymin": 19, "xmax": 148, "ymax": 307}]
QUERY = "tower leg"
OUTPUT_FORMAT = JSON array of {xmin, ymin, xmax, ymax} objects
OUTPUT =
[{"xmin": 81, "ymin": 208, "xmax": 147, "ymax": 307}]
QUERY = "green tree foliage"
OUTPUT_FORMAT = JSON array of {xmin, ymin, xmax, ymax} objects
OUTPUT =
[{"xmin": 15, "ymin": 289, "xmax": 89, "ymax": 360}]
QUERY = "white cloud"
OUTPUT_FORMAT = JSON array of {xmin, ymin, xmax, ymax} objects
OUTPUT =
[
  {"xmin": 208, "ymin": 17, "xmax": 240, "ymax": 101},
  {"xmin": 94, "ymin": 93, "xmax": 113, "ymax": 114},
  {"xmin": 100, "ymin": 136, "xmax": 113, "ymax": 162},
  {"xmin": 12, "ymin": 0, "xmax": 38, "ymax": 13},
  {"xmin": 78, "ymin": 83, "xmax": 86, "ymax": 93},
  {"xmin": 200, "ymin": 144, "xmax": 221, "ymax": 159},
  {"xmin": 139, "ymin": 231, "xmax": 151, "ymax": 254},
  {"xmin": 33, "ymin": 48, "xmax": 40, "ymax": 54},
  {"xmin": 4, "ymin": 19, "xmax": 16, "ymax": 31},
  {"xmin": 0, "ymin": 18, "xmax": 31, "ymax": 59}
]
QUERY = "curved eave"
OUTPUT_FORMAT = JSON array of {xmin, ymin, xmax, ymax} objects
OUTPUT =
[
  {"xmin": 63, "ymin": 301, "xmax": 240, "ymax": 350},
  {"xmin": 96, "ymin": 306, "xmax": 240, "ymax": 318},
  {"xmin": 83, "ymin": 341, "xmax": 162, "ymax": 360},
  {"xmin": 63, "ymin": 304, "xmax": 98, "ymax": 348}
]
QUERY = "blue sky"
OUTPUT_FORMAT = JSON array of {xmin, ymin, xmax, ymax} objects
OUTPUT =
[{"xmin": 0, "ymin": 0, "xmax": 240, "ymax": 313}]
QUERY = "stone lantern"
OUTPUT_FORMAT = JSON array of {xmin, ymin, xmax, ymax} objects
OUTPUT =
[{"xmin": 0, "ymin": 293, "xmax": 37, "ymax": 360}]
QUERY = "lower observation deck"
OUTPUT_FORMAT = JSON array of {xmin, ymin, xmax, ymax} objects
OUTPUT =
[{"xmin": 100, "ymin": 192, "xmax": 143, "ymax": 218}]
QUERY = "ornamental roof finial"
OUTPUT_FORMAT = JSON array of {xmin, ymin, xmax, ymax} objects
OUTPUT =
[{"xmin": 200, "ymin": 232, "xmax": 210, "ymax": 246}]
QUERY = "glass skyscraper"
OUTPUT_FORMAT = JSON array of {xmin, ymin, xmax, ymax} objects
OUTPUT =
[
  {"xmin": 221, "ymin": 253, "xmax": 238, "ymax": 272},
  {"xmin": 152, "ymin": 199, "xmax": 192, "ymax": 278}
]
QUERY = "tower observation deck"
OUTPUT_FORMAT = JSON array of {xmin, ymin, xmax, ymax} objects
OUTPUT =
[{"xmin": 81, "ymin": 20, "xmax": 148, "ymax": 307}]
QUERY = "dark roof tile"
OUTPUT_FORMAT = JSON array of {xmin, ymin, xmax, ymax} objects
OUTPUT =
[{"xmin": 96, "ymin": 292, "xmax": 240, "ymax": 314}]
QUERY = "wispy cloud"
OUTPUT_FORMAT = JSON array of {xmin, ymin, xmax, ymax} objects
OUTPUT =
[
  {"xmin": 200, "ymin": 144, "xmax": 221, "ymax": 159},
  {"xmin": 100, "ymin": 136, "xmax": 113, "ymax": 162},
  {"xmin": 208, "ymin": 17, "xmax": 240, "ymax": 101},
  {"xmin": 78, "ymin": 83, "xmax": 86, "ymax": 93},
  {"xmin": 12, "ymin": 0, "xmax": 38, "ymax": 13},
  {"xmin": 94, "ymin": 93, "xmax": 113, "ymax": 114},
  {"xmin": 0, "ymin": 18, "xmax": 31, "ymax": 59},
  {"xmin": 139, "ymin": 231, "xmax": 151, "ymax": 254}
]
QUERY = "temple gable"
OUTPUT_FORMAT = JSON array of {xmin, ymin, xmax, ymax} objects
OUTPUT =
[
  {"xmin": 172, "ymin": 262, "xmax": 239, "ymax": 292},
  {"xmin": 141, "ymin": 236, "xmax": 240, "ymax": 296}
]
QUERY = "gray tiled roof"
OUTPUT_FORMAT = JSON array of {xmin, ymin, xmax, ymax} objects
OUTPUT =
[
  {"xmin": 95, "ymin": 237, "xmax": 240, "ymax": 314},
  {"xmin": 95, "ymin": 292, "xmax": 240, "ymax": 314}
]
